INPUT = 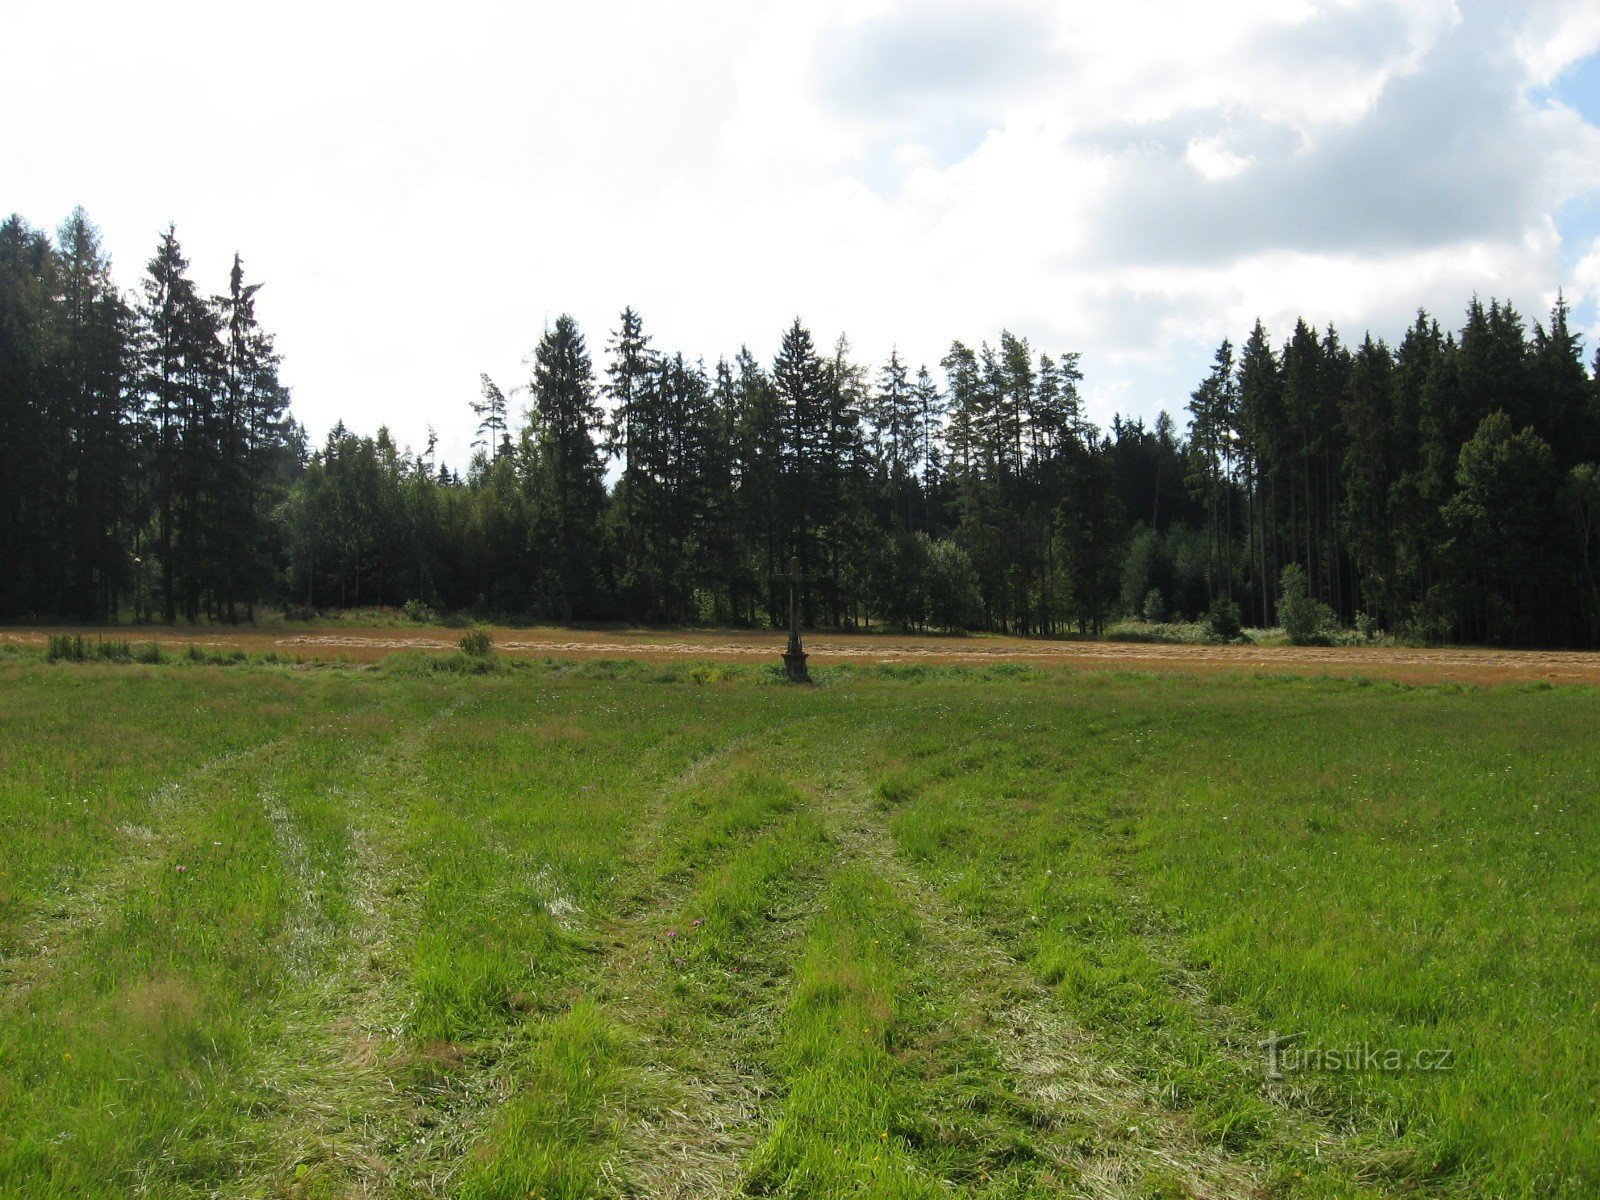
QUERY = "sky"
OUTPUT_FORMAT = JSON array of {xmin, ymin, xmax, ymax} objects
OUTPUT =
[{"xmin": 5, "ymin": 0, "xmax": 1600, "ymax": 468}]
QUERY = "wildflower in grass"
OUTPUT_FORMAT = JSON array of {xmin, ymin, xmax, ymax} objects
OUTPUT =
[
  {"xmin": 691, "ymin": 917, "xmax": 705, "ymax": 927},
  {"xmin": 664, "ymin": 929, "xmax": 678, "ymax": 938},
  {"xmin": 175, "ymin": 864, "xmax": 187, "ymax": 873}
]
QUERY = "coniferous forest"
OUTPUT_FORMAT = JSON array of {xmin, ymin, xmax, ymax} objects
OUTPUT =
[{"xmin": 5, "ymin": 209, "xmax": 1600, "ymax": 646}]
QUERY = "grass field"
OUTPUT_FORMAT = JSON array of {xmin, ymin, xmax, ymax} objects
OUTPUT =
[{"xmin": 0, "ymin": 648, "xmax": 1595, "ymax": 1198}]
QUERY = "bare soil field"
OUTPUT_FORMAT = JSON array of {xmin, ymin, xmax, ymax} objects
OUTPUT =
[{"xmin": 7, "ymin": 623, "xmax": 1600, "ymax": 685}]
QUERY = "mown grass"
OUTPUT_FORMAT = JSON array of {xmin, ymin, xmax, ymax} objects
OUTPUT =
[{"xmin": 0, "ymin": 657, "xmax": 1594, "ymax": 1198}]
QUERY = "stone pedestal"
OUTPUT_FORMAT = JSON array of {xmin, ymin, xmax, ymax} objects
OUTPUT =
[{"xmin": 783, "ymin": 648, "xmax": 810, "ymax": 683}]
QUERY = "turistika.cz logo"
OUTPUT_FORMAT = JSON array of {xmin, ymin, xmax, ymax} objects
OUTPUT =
[{"xmin": 1259, "ymin": 1032, "xmax": 1455, "ymax": 1080}]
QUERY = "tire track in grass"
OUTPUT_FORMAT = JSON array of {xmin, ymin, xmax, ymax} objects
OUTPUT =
[
  {"xmin": 0, "ymin": 722, "xmax": 325, "ymax": 1003},
  {"xmin": 828, "ymin": 788, "xmax": 1267, "ymax": 1200},
  {"xmin": 742, "ymin": 856, "xmax": 958, "ymax": 1199},
  {"xmin": 260, "ymin": 696, "xmax": 842, "ymax": 1198},
  {"xmin": 590, "ymin": 714, "xmax": 908, "ymax": 1199},
  {"xmin": 597, "ymin": 709, "xmax": 1079, "ymax": 1199},
  {"xmin": 207, "ymin": 688, "xmax": 474, "ymax": 1199},
  {"xmin": 451, "ymin": 711, "xmax": 884, "ymax": 1200},
  {"xmin": 455, "ymin": 813, "xmax": 834, "ymax": 1200},
  {"xmin": 0, "ymin": 683, "xmax": 416, "ymax": 1199},
  {"xmin": 742, "ymin": 764, "xmax": 1115, "ymax": 1199},
  {"xmin": 593, "ymin": 803, "xmax": 837, "ymax": 1198}
]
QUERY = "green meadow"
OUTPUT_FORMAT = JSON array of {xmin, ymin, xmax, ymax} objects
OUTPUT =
[{"xmin": 0, "ymin": 650, "xmax": 1595, "ymax": 1198}]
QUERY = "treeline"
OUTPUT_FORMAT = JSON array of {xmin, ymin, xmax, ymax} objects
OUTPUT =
[
  {"xmin": 285, "ymin": 314, "xmax": 1133, "ymax": 634},
  {"xmin": 1, "ymin": 211, "xmax": 299, "ymax": 623},
  {"xmin": 1178, "ymin": 303, "xmax": 1600, "ymax": 645},
  {"xmin": 4, "ymin": 206, "xmax": 1599, "ymax": 645}
]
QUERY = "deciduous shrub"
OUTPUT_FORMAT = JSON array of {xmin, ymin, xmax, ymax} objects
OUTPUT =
[
  {"xmin": 1279, "ymin": 564, "xmax": 1336, "ymax": 645},
  {"xmin": 459, "ymin": 627, "xmax": 493, "ymax": 658},
  {"xmin": 1205, "ymin": 597, "xmax": 1243, "ymax": 642}
]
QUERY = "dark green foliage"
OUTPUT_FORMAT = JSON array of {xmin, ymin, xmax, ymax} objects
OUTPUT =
[
  {"xmin": 458, "ymin": 627, "xmax": 493, "ymax": 658},
  {"xmin": 1204, "ymin": 596, "xmax": 1243, "ymax": 642},
  {"xmin": 44, "ymin": 634, "xmax": 158, "ymax": 663},
  {"xmin": 1180, "ymin": 297, "xmax": 1600, "ymax": 646},
  {"xmin": 1279, "ymin": 563, "xmax": 1335, "ymax": 645},
  {"xmin": 0, "ymin": 210, "xmax": 296, "ymax": 625},
  {"xmin": 3, "ymin": 210, "xmax": 1598, "ymax": 646},
  {"xmin": 527, "ymin": 314, "xmax": 607, "ymax": 620}
]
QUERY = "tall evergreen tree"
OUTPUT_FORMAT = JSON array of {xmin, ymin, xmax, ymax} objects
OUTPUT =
[
  {"xmin": 52, "ymin": 210, "xmax": 133, "ymax": 618},
  {"xmin": 525, "ymin": 314, "xmax": 606, "ymax": 619},
  {"xmin": 772, "ymin": 319, "xmax": 830, "ymax": 619},
  {"xmin": 0, "ymin": 215, "xmax": 57, "ymax": 618},
  {"xmin": 1340, "ymin": 335, "xmax": 1398, "ymax": 619},
  {"xmin": 473, "ymin": 374, "xmax": 511, "ymax": 458},
  {"xmin": 215, "ymin": 252, "xmax": 292, "ymax": 619},
  {"xmin": 137, "ymin": 225, "xmax": 222, "ymax": 622}
]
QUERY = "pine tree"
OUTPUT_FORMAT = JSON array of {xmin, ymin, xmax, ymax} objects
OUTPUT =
[
  {"xmin": 1186, "ymin": 339, "xmax": 1235, "ymax": 604},
  {"xmin": 731, "ymin": 346, "xmax": 785, "ymax": 624},
  {"xmin": 54, "ymin": 209, "xmax": 133, "ymax": 619},
  {"xmin": 867, "ymin": 349, "xmax": 916, "ymax": 530},
  {"xmin": 137, "ymin": 225, "xmax": 222, "ymax": 623},
  {"xmin": 912, "ymin": 364, "xmax": 947, "ymax": 530},
  {"xmin": 601, "ymin": 307, "xmax": 661, "ymax": 614},
  {"xmin": 472, "ymin": 374, "xmax": 511, "ymax": 458},
  {"xmin": 1532, "ymin": 295, "xmax": 1594, "ymax": 467},
  {"xmin": 1236, "ymin": 320, "xmax": 1283, "ymax": 623},
  {"xmin": 216, "ymin": 253, "xmax": 292, "ymax": 620},
  {"xmin": 772, "ymin": 319, "xmax": 829, "ymax": 620},
  {"xmin": 0, "ymin": 215, "xmax": 57, "ymax": 618},
  {"xmin": 1340, "ymin": 335, "xmax": 1398, "ymax": 619},
  {"xmin": 525, "ymin": 314, "xmax": 606, "ymax": 619}
]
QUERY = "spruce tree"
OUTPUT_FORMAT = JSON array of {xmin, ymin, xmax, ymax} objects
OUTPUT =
[
  {"xmin": 55, "ymin": 209, "xmax": 133, "ymax": 619},
  {"xmin": 136, "ymin": 225, "xmax": 222, "ymax": 623},
  {"xmin": 0, "ymin": 216, "xmax": 57, "ymax": 618},
  {"xmin": 525, "ymin": 314, "xmax": 606, "ymax": 619},
  {"xmin": 472, "ymin": 374, "xmax": 511, "ymax": 458},
  {"xmin": 216, "ymin": 253, "xmax": 291, "ymax": 620},
  {"xmin": 772, "ymin": 319, "xmax": 828, "ymax": 617}
]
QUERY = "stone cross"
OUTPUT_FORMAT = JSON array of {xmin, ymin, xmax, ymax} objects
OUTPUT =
[{"xmin": 775, "ymin": 554, "xmax": 811, "ymax": 683}]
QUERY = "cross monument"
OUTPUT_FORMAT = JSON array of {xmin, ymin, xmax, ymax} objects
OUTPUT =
[{"xmin": 775, "ymin": 555, "xmax": 811, "ymax": 683}]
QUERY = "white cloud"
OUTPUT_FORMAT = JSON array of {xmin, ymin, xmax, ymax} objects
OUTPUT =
[
  {"xmin": 1, "ymin": 0, "xmax": 1595, "ymax": 464},
  {"xmin": 1185, "ymin": 136, "xmax": 1255, "ymax": 183}
]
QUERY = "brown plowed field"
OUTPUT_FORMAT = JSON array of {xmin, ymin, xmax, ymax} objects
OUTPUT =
[{"xmin": 7, "ymin": 624, "xmax": 1600, "ymax": 686}]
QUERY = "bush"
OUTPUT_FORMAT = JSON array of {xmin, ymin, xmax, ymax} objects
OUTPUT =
[
  {"xmin": 923, "ymin": 536, "xmax": 982, "ymax": 632},
  {"xmin": 1279, "ymin": 565, "xmax": 1336, "ymax": 646},
  {"xmin": 47, "ymin": 634, "xmax": 87, "ymax": 662},
  {"xmin": 94, "ymin": 638, "xmax": 133, "ymax": 662},
  {"xmin": 403, "ymin": 598, "xmax": 437, "ymax": 623},
  {"xmin": 459, "ymin": 627, "xmax": 493, "ymax": 658},
  {"xmin": 1140, "ymin": 588, "xmax": 1166, "ymax": 623},
  {"xmin": 1105, "ymin": 620, "xmax": 1212, "ymax": 644},
  {"xmin": 45, "ymin": 635, "xmax": 155, "ymax": 664},
  {"xmin": 1205, "ymin": 597, "xmax": 1243, "ymax": 642}
]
